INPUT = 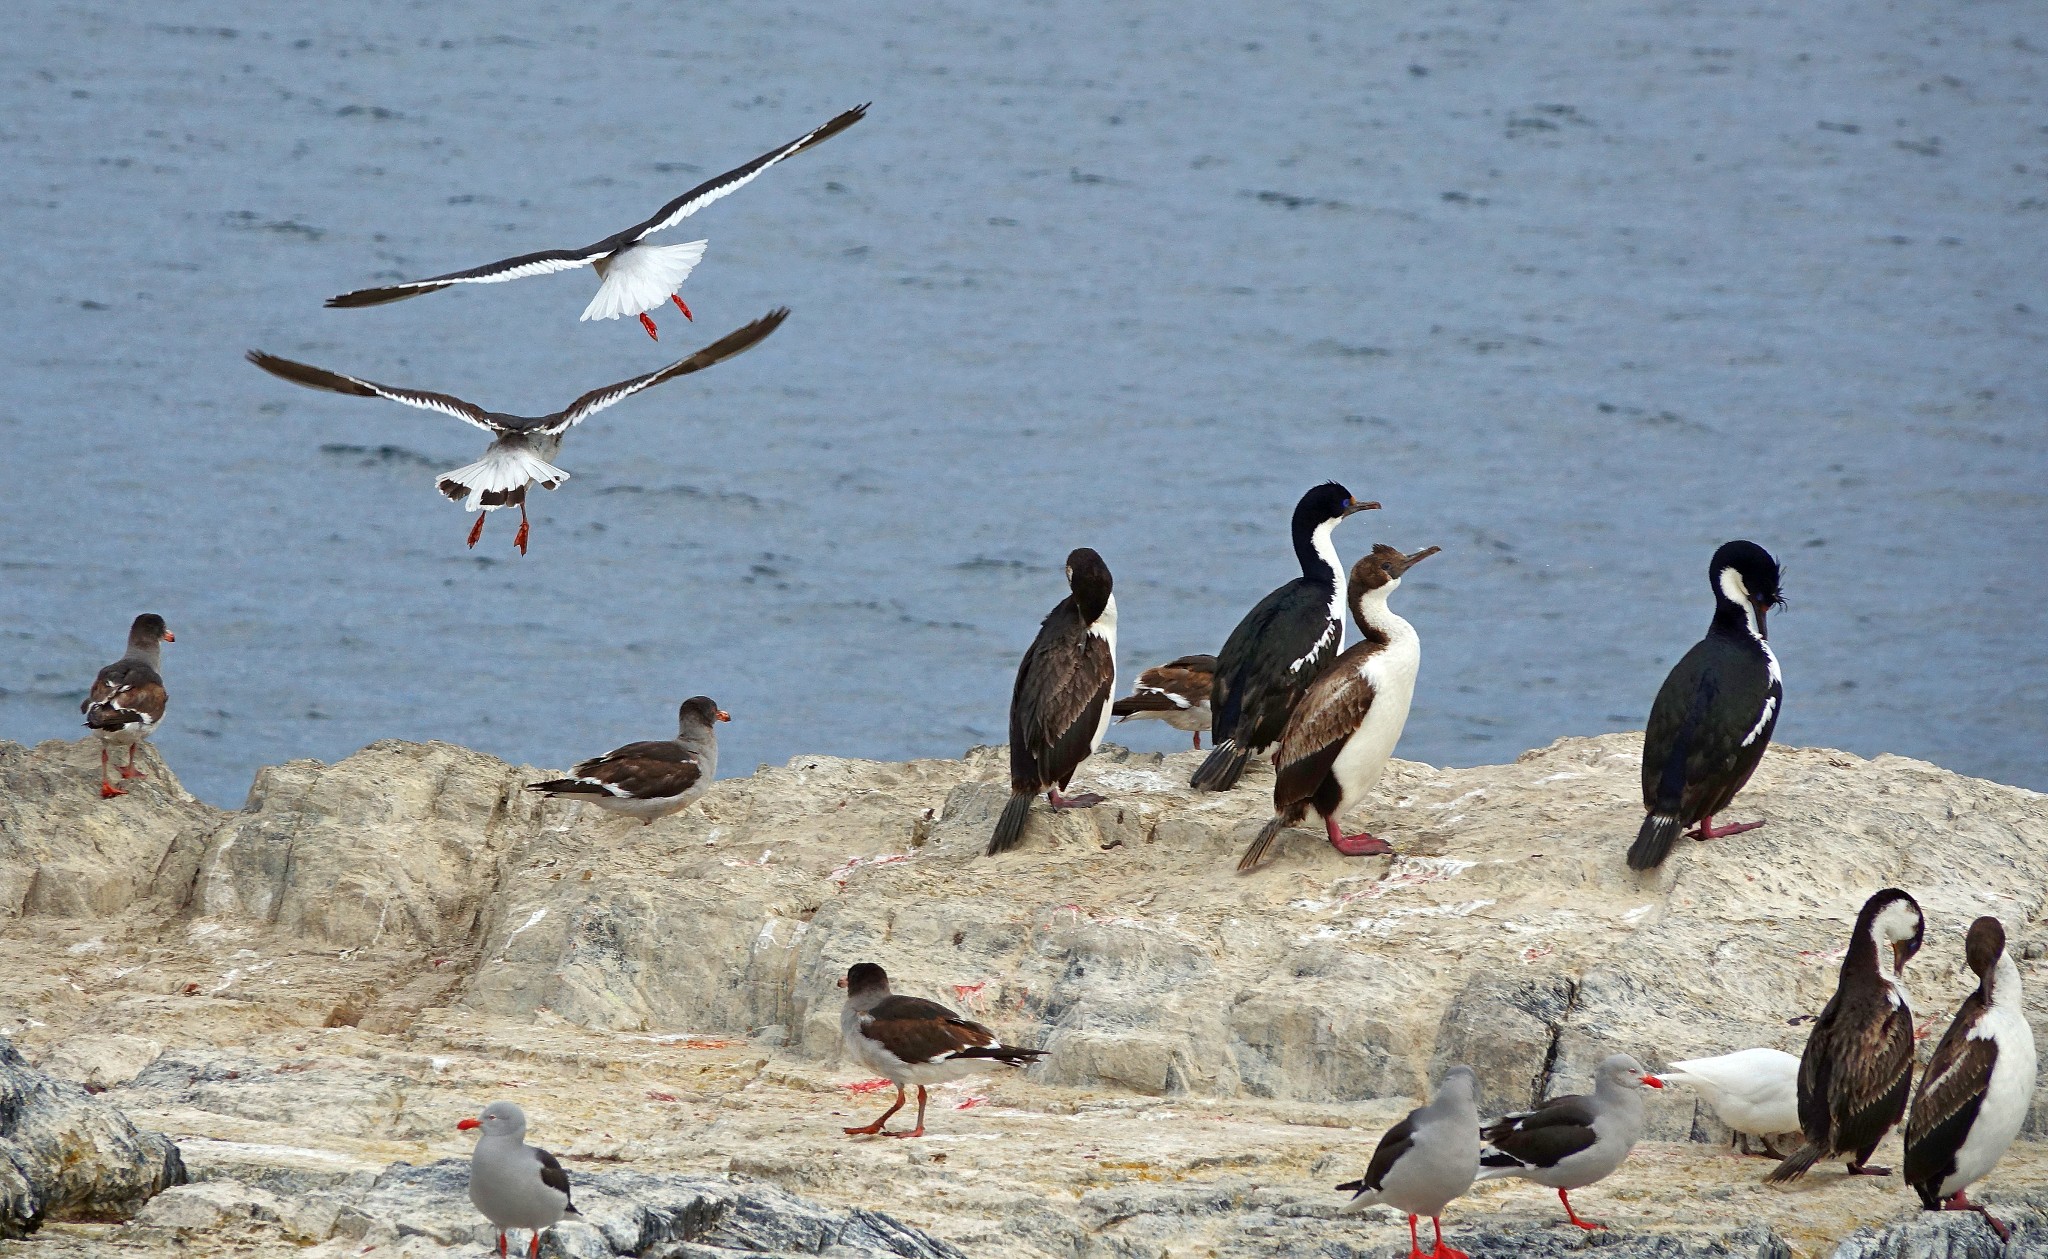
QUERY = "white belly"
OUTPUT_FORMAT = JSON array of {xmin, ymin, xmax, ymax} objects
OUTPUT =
[
  {"xmin": 1945, "ymin": 1008, "xmax": 2037, "ymax": 1196},
  {"xmin": 100, "ymin": 717, "xmax": 157, "ymax": 747},
  {"xmin": 586, "ymin": 789, "xmax": 698, "ymax": 820},
  {"xmin": 1325, "ymin": 640, "xmax": 1418, "ymax": 821}
]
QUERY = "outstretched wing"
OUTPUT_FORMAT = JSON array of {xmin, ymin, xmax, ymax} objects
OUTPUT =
[
  {"xmin": 325, "ymin": 248, "xmax": 600, "ymax": 308},
  {"xmin": 539, "ymin": 308, "xmax": 790, "ymax": 434},
  {"xmin": 246, "ymin": 351, "xmax": 500, "ymax": 433},
  {"xmin": 625, "ymin": 104, "xmax": 869, "ymax": 243}
]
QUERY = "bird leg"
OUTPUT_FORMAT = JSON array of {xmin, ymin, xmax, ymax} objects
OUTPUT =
[
  {"xmin": 120, "ymin": 743, "xmax": 145, "ymax": 778},
  {"xmin": 1689, "ymin": 815, "xmax": 1766, "ymax": 840},
  {"xmin": 467, "ymin": 513, "xmax": 487, "ymax": 549},
  {"xmin": 1940, "ymin": 1191, "xmax": 2011, "ymax": 1243},
  {"xmin": 1427, "ymin": 1215, "xmax": 1468, "ymax": 1259},
  {"xmin": 99, "ymin": 746, "xmax": 125, "ymax": 798},
  {"xmin": 844, "ymin": 1083, "xmax": 906, "ymax": 1136},
  {"xmin": 1191, "ymin": 731, "xmax": 1203, "ymax": 751},
  {"xmin": 1404, "ymin": 1215, "xmax": 1423, "ymax": 1259},
  {"xmin": 1845, "ymin": 1160, "xmax": 1892, "ymax": 1176},
  {"xmin": 528, "ymin": 1231, "xmax": 541, "ymax": 1259},
  {"xmin": 1325, "ymin": 815, "xmax": 1394, "ymax": 856},
  {"xmin": 887, "ymin": 1085, "xmax": 929, "ymax": 1139},
  {"xmin": 1558, "ymin": 1188, "xmax": 1604, "ymax": 1230},
  {"xmin": 1047, "ymin": 788, "xmax": 1104, "ymax": 810},
  {"xmin": 639, "ymin": 312, "xmax": 660, "ymax": 340},
  {"xmin": 672, "ymin": 294, "xmax": 693, "ymax": 321},
  {"xmin": 514, "ymin": 503, "xmax": 531, "ymax": 555},
  {"xmin": 496, "ymin": 1232, "xmax": 507, "ymax": 1258}
]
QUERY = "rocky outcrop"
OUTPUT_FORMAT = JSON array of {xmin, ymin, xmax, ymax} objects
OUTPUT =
[
  {"xmin": 0, "ymin": 1037, "xmax": 185, "ymax": 1237},
  {"xmin": 0, "ymin": 738, "xmax": 216, "ymax": 919},
  {"xmin": 1, "ymin": 731, "xmax": 2045, "ymax": 1257}
]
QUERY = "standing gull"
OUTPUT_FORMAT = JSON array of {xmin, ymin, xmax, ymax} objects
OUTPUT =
[
  {"xmin": 247, "ymin": 308, "xmax": 786, "ymax": 553},
  {"xmin": 527, "ymin": 696, "xmax": 727, "ymax": 824},
  {"xmin": 1476, "ymin": 1054, "xmax": 1663, "ymax": 1230},
  {"xmin": 1237, "ymin": 544, "xmax": 1438, "ymax": 872},
  {"xmin": 81, "ymin": 613, "xmax": 173, "ymax": 798},
  {"xmin": 459, "ymin": 1101, "xmax": 579, "ymax": 1259},
  {"xmin": 328, "ymin": 105, "xmax": 865, "ymax": 340},
  {"xmin": 1769, "ymin": 888, "xmax": 1924, "ymax": 1182},
  {"xmin": 1336, "ymin": 1065, "xmax": 1481, "ymax": 1259},
  {"xmin": 1193, "ymin": 483, "xmax": 1377, "ymax": 792},
  {"xmin": 1904, "ymin": 916, "xmax": 2037, "ymax": 1242},
  {"xmin": 839, "ymin": 963, "xmax": 1045, "ymax": 1138},
  {"xmin": 988, "ymin": 548, "xmax": 1116, "ymax": 855},
  {"xmin": 1652, "ymin": 1048, "xmax": 1802, "ymax": 1156},
  {"xmin": 1628, "ymin": 540, "xmax": 1786, "ymax": 871},
  {"xmin": 1111, "ymin": 653, "xmax": 1215, "ymax": 750}
]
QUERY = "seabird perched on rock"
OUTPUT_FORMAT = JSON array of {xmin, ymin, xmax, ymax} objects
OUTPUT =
[
  {"xmin": 1111, "ymin": 653, "xmax": 1215, "ymax": 750},
  {"xmin": 838, "ymin": 962, "xmax": 1045, "ymax": 1138},
  {"xmin": 1650, "ymin": 1047, "xmax": 1801, "ymax": 1156},
  {"xmin": 247, "ymin": 308, "xmax": 786, "ymax": 553},
  {"xmin": 1192, "ymin": 482, "xmax": 1378, "ymax": 793},
  {"xmin": 1477, "ymin": 1053, "xmax": 1662, "ymax": 1230},
  {"xmin": 1628, "ymin": 540, "xmax": 1786, "ymax": 871},
  {"xmin": 1336, "ymin": 1064, "xmax": 1480, "ymax": 1259},
  {"xmin": 1904, "ymin": 916, "xmax": 2037, "ymax": 1242},
  {"xmin": 1237, "ymin": 544, "xmax": 1438, "ymax": 872},
  {"xmin": 988, "ymin": 548, "xmax": 1116, "ymax": 855},
  {"xmin": 1769, "ymin": 887, "xmax": 1924, "ymax": 1182},
  {"xmin": 526, "ymin": 696, "xmax": 727, "ymax": 824},
  {"xmin": 459, "ymin": 1101, "xmax": 580, "ymax": 1259},
  {"xmin": 327, "ymin": 105, "xmax": 865, "ymax": 340},
  {"xmin": 81, "ymin": 613, "xmax": 173, "ymax": 799}
]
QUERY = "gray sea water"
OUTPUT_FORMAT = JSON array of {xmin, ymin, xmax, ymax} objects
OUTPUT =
[{"xmin": 3, "ymin": 0, "xmax": 2043, "ymax": 806}]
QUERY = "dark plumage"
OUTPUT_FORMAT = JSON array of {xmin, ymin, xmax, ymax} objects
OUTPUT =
[
  {"xmin": 1904, "ymin": 917, "xmax": 2036, "ymax": 1242},
  {"xmin": 527, "ymin": 696, "xmax": 727, "ymax": 824},
  {"xmin": 81, "ymin": 613, "xmax": 174, "ymax": 799},
  {"xmin": 1111, "ymin": 654, "xmax": 1216, "ymax": 749},
  {"xmin": 839, "ymin": 962, "xmax": 1045, "ymax": 1138},
  {"xmin": 1770, "ymin": 889, "xmax": 1925, "ymax": 1182},
  {"xmin": 1192, "ymin": 482, "xmax": 1378, "ymax": 793},
  {"xmin": 1628, "ymin": 540, "xmax": 1786, "ymax": 871},
  {"xmin": 989, "ymin": 549, "xmax": 1117, "ymax": 855}
]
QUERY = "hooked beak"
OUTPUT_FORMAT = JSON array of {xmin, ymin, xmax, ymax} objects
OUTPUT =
[
  {"xmin": 1342, "ymin": 498, "xmax": 1381, "ymax": 518},
  {"xmin": 1403, "ymin": 545, "xmax": 1442, "ymax": 570},
  {"xmin": 1640, "ymin": 1074, "xmax": 1665, "ymax": 1089},
  {"xmin": 1891, "ymin": 940, "xmax": 1910, "ymax": 977},
  {"xmin": 457, "ymin": 1117, "xmax": 481, "ymax": 1131},
  {"xmin": 162, "ymin": 630, "xmax": 176, "ymax": 643},
  {"xmin": 715, "ymin": 710, "xmax": 732, "ymax": 723}
]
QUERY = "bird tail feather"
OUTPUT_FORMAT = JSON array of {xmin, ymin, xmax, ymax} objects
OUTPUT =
[
  {"xmin": 987, "ymin": 793, "xmax": 1033, "ymax": 855},
  {"xmin": 1627, "ymin": 812, "xmax": 1683, "ymax": 871},
  {"xmin": 1236, "ymin": 816, "xmax": 1290, "ymax": 874},
  {"xmin": 581, "ymin": 240, "xmax": 708, "ymax": 322},
  {"xmin": 946, "ymin": 1045, "xmax": 1046, "ymax": 1067},
  {"xmin": 437, "ymin": 447, "xmax": 568, "ymax": 511},
  {"xmin": 1191, "ymin": 740, "xmax": 1250, "ymax": 791},
  {"xmin": 1765, "ymin": 1142, "xmax": 1823, "ymax": 1184},
  {"xmin": 527, "ymin": 777, "xmax": 608, "ymax": 798},
  {"xmin": 1333, "ymin": 1180, "xmax": 1381, "ymax": 1213}
]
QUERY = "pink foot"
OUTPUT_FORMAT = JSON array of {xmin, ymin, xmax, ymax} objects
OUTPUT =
[
  {"xmin": 1325, "ymin": 816, "xmax": 1394, "ymax": 856},
  {"xmin": 1690, "ymin": 816, "xmax": 1766, "ymax": 840},
  {"xmin": 119, "ymin": 764, "xmax": 145, "ymax": 779},
  {"xmin": 639, "ymin": 312, "xmax": 659, "ymax": 340},
  {"xmin": 1048, "ymin": 789, "xmax": 1104, "ymax": 810}
]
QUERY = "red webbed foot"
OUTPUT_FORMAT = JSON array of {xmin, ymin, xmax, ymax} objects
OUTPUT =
[
  {"xmin": 466, "ymin": 514, "xmax": 486, "ymax": 549},
  {"xmin": 100, "ymin": 780, "xmax": 125, "ymax": 799},
  {"xmin": 672, "ymin": 294, "xmax": 693, "ymax": 321},
  {"xmin": 639, "ymin": 312, "xmax": 659, "ymax": 340}
]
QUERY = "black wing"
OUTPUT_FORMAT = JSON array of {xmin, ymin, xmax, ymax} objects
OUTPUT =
[
  {"xmin": 1008, "ymin": 602, "xmax": 1115, "ymax": 794},
  {"xmin": 534, "ymin": 1146, "xmax": 575, "ymax": 1210},
  {"xmin": 1212, "ymin": 579, "xmax": 1339, "ymax": 752},
  {"xmin": 1641, "ymin": 636, "xmax": 1778, "ymax": 823},
  {"xmin": 623, "ymin": 105, "xmax": 869, "ymax": 242},
  {"xmin": 1481, "ymin": 1094, "xmax": 1599, "ymax": 1169},
  {"xmin": 325, "ymin": 248, "xmax": 600, "ymax": 308},
  {"xmin": 1338, "ymin": 1112, "xmax": 1417, "ymax": 1195},
  {"xmin": 538, "ymin": 308, "xmax": 789, "ymax": 434},
  {"xmin": 1904, "ymin": 991, "xmax": 1996, "ymax": 1198},
  {"xmin": 246, "ymin": 351, "xmax": 500, "ymax": 433}
]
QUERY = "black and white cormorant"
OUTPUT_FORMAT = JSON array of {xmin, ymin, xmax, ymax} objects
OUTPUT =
[
  {"xmin": 1627, "ymin": 539, "xmax": 1786, "ymax": 871},
  {"xmin": 1191, "ymin": 482, "xmax": 1377, "ymax": 792},
  {"xmin": 1769, "ymin": 887, "xmax": 1924, "ymax": 1182},
  {"xmin": 988, "ymin": 548, "xmax": 1117, "ymax": 855},
  {"xmin": 1904, "ymin": 916, "xmax": 2037, "ymax": 1242}
]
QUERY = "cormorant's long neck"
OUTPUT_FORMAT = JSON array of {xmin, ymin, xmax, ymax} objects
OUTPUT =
[
  {"xmin": 1710, "ymin": 569, "xmax": 1764, "ymax": 643},
  {"xmin": 1348, "ymin": 585, "xmax": 1404, "ymax": 648},
  {"xmin": 1841, "ymin": 919, "xmax": 1885, "ymax": 991},
  {"xmin": 1293, "ymin": 516, "xmax": 1341, "ymax": 591}
]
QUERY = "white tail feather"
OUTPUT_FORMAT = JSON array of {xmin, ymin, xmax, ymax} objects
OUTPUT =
[
  {"xmin": 581, "ymin": 240, "xmax": 708, "ymax": 321},
  {"xmin": 437, "ymin": 445, "xmax": 569, "ymax": 511}
]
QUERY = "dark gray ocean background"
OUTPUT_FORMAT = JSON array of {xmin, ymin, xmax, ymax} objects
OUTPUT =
[{"xmin": 3, "ymin": 0, "xmax": 2043, "ymax": 805}]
